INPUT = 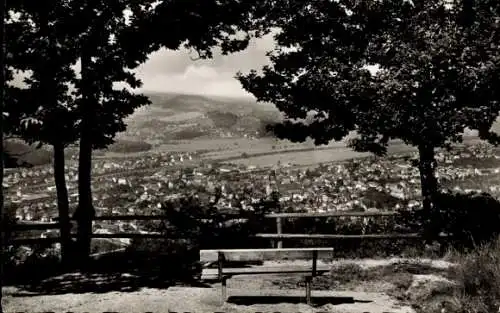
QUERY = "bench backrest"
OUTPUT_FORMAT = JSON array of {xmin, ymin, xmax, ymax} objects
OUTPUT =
[{"xmin": 200, "ymin": 247, "xmax": 334, "ymax": 262}]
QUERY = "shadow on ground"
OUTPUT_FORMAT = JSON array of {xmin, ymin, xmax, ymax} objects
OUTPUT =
[
  {"xmin": 227, "ymin": 295, "xmax": 372, "ymax": 306},
  {"xmin": 5, "ymin": 250, "xmax": 210, "ymax": 295}
]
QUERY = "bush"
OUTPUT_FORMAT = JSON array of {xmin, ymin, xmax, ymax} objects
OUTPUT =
[
  {"xmin": 172, "ymin": 128, "xmax": 206, "ymax": 140},
  {"xmin": 3, "ymin": 244, "xmax": 62, "ymax": 284},
  {"xmin": 207, "ymin": 111, "xmax": 238, "ymax": 129},
  {"xmin": 279, "ymin": 214, "xmax": 423, "ymax": 258},
  {"xmin": 398, "ymin": 191, "xmax": 500, "ymax": 251},
  {"xmin": 129, "ymin": 196, "xmax": 275, "ymax": 277},
  {"xmin": 438, "ymin": 192, "xmax": 500, "ymax": 249},
  {"xmin": 449, "ymin": 239, "xmax": 500, "ymax": 313},
  {"xmin": 361, "ymin": 188, "xmax": 402, "ymax": 209}
]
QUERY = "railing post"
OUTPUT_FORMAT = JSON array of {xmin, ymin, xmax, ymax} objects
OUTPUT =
[
  {"xmin": 312, "ymin": 250, "xmax": 317, "ymax": 277},
  {"xmin": 305, "ymin": 275, "xmax": 312, "ymax": 305},
  {"xmin": 276, "ymin": 217, "xmax": 282, "ymax": 249},
  {"xmin": 218, "ymin": 252, "xmax": 226, "ymax": 303}
]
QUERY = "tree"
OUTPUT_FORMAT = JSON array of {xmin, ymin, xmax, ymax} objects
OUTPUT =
[
  {"xmin": 6, "ymin": 0, "xmax": 81, "ymax": 265},
  {"xmin": 237, "ymin": 0, "xmax": 500, "ymax": 215},
  {"xmin": 5, "ymin": 0, "xmax": 153, "ymax": 265},
  {"xmin": 0, "ymin": 0, "xmax": 6, "ymax": 310},
  {"xmin": 70, "ymin": 0, "xmax": 271, "ymax": 262},
  {"xmin": 68, "ymin": 0, "xmax": 154, "ymax": 264}
]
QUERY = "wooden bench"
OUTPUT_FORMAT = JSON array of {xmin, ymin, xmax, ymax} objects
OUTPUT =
[{"xmin": 199, "ymin": 247, "xmax": 334, "ymax": 304}]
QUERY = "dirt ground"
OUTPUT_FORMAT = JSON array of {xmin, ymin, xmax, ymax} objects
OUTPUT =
[{"xmin": 3, "ymin": 258, "xmax": 455, "ymax": 313}]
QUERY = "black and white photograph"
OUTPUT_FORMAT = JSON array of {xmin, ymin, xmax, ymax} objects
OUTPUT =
[{"xmin": 1, "ymin": 1, "xmax": 500, "ymax": 312}]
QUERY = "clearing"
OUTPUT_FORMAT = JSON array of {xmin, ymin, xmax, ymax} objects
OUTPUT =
[{"xmin": 3, "ymin": 258, "xmax": 455, "ymax": 313}]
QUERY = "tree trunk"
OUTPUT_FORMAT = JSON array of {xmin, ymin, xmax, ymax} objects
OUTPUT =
[
  {"xmin": 75, "ymin": 50, "xmax": 95, "ymax": 268},
  {"xmin": 39, "ymin": 0, "xmax": 75, "ymax": 268},
  {"xmin": 418, "ymin": 144, "xmax": 439, "ymax": 242},
  {"xmin": 418, "ymin": 144, "xmax": 438, "ymax": 212},
  {"xmin": 0, "ymin": 0, "xmax": 6, "ymax": 310},
  {"xmin": 53, "ymin": 143, "xmax": 72, "ymax": 266}
]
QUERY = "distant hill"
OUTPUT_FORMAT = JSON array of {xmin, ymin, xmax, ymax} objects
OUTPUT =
[
  {"xmin": 122, "ymin": 92, "xmax": 282, "ymax": 140},
  {"xmin": 2, "ymin": 138, "xmax": 152, "ymax": 168},
  {"xmin": 146, "ymin": 92, "xmax": 279, "ymax": 115},
  {"xmin": 3, "ymin": 140, "xmax": 52, "ymax": 168}
]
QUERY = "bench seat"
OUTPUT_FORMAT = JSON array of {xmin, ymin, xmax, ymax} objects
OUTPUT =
[
  {"xmin": 201, "ymin": 265, "xmax": 331, "ymax": 280},
  {"xmin": 200, "ymin": 247, "xmax": 335, "ymax": 262}
]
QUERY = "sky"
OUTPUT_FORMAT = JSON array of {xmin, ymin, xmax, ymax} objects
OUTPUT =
[
  {"xmin": 9, "ymin": 32, "xmax": 276, "ymax": 99},
  {"xmin": 134, "ymin": 33, "xmax": 276, "ymax": 99}
]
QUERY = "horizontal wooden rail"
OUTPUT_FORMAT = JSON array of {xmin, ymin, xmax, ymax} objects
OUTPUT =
[
  {"xmin": 6, "ymin": 232, "xmax": 164, "ymax": 245},
  {"xmin": 12, "ymin": 222, "xmax": 60, "ymax": 231},
  {"xmin": 51, "ymin": 214, "xmax": 168, "ymax": 221},
  {"xmin": 89, "ymin": 233, "xmax": 164, "ymax": 239},
  {"xmin": 90, "ymin": 248, "xmax": 128, "ymax": 259},
  {"xmin": 256, "ymin": 233, "xmax": 421, "ymax": 240},
  {"xmin": 6, "ymin": 237, "xmax": 61, "ymax": 245},
  {"xmin": 92, "ymin": 215, "xmax": 169, "ymax": 221},
  {"xmin": 265, "ymin": 211, "xmax": 398, "ymax": 218},
  {"xmin": 77, "ymin": 211, "xmax": 398, "ymax": 221}
]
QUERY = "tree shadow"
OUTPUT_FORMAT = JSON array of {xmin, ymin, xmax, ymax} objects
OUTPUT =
[
  {"xmin": 7, "ymin": 250, "xmax": 210, "ymax": 296},
  {"xmin": 227, "ymin": 295, "xmax": 371, "ymax": 306}
]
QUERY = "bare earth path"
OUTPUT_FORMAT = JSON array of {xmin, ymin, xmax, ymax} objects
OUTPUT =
[{"xmin": 3, "ymin": 258, "xmax": 454, "ymax": 313}]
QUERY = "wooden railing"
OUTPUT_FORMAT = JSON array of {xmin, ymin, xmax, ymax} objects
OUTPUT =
[
  {"xmin": 254, "ymin": 211, "xmax": 416, "ymax": 248},
  {"xmin": 7, "ymin": 216, "xmax": 167, "ymax": 245},
  {"xmin": 5, "ymin": 210, "xmax": 426, "ymax": 247}
]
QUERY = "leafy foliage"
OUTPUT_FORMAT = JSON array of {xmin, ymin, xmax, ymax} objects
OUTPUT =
[
  {"xmin": 239, "ymin": 0, "xmax": 500, "ymax": 149},
  {"xmin": 398, "ymin": 191, "xmax": 500, "ymax": 250},
  {"xmin": 6, "ymin": 0, "xmax": 79, "ymax": 146},
  {"xmin": 236, "ymin": 0, "xmax": 500, "ymax": 213},
  {"xmin": 139, "ymin": 0, "xmax": 271, "ymax": 59}
]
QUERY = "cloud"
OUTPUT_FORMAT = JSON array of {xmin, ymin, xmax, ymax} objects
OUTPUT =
[
  {"xmin": 135, "ymin": 34, "xmax": 275, "ymax": 98},
  {"xmin": 137, "ymin": 63, "xmax": 252, "ymax": 98}
]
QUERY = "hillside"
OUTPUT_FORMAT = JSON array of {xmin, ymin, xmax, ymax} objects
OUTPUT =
[
  {"xmin": 122, "ymin": 92, "xmax": 282, "ymax": 142},
  {"xmin": 3, "ymin": 140, "xmax": 52, "ymax": 168}
]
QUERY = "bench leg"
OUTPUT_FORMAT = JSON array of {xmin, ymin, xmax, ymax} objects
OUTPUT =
[
  {"xmin": 305, "ymin": 276, "xmax": 312, "ymax": 305},
  {"xmin": 218, "ymin": 252, "xmax": 226, "ymax": 304},
  {"xmin": 221, "ymin": 276, "xmax": 227, "ymax": 304}
]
